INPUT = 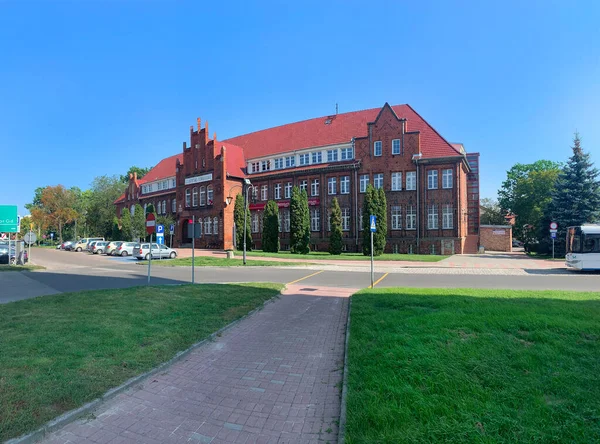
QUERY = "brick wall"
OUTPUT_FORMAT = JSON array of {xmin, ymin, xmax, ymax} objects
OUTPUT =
[{"xmin": 479, "ymin": 225, "xmax": 512, "ymax": 252}]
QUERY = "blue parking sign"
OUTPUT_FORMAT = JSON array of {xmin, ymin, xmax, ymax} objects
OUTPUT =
[
  {"xmin": 157, "ymin": 224, "xmax": 164, "ymax": 234},
  {"xmin": 169, "ymin": 224, "xmax": 175, "ymax": 235}
]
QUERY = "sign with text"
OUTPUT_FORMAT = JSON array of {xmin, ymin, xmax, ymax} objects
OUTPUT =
[
  {"xmin": 184, "ymin": 173, "xmax": 213, "ymax": 186},
  {"xmin": 0, "ymin": 205, "xmax": 19, "ymax": 233},
  {"xmin": 146, "ymin": 213, "xmax": 156, "ymax": 234}
]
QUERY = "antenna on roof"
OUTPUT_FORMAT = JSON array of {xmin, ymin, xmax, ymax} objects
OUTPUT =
[{"xmin": 335, "ymin": 103, "xmax": 338, "ymax": 115}]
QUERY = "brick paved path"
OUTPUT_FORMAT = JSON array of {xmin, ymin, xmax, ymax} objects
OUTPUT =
[{"xmin": 41, "ymin": 285, "xmax": 354, "ymax": 444}]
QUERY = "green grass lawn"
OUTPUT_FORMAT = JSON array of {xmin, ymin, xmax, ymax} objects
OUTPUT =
[
  {"xmin": 245, "ymin": 250, "xmax": 448, "ymax": 262},
  {"xmin": 0, "ymin": 264, "xmax": 45, "ymax": 272},
  {"xmin": 137, "ymin": 256, "xmax": 305, "ymax": 267},
  {"xmin": 345, "ymin": 288, "xmax": 600, "ymax": 443},
  {"xmin": 0, "ymin": 283, "xmax": 283, "ymax": 441}
]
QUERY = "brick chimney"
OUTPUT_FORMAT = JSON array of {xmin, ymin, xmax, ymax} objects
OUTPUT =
[{"xmin": 197, "ymin": 117, "xmax": 201, "ymax": 132}]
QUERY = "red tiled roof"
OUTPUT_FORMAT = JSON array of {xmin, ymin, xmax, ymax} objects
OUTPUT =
[
  {"xmin": 218, "ymin": 142, "xmax": 246, "ymax": 178},
  {"xmin": 140, "ymin": 153, "xmax": 183, "ymax": 184},
  {"xmin": 223, "ymin": 104, "xmax": 461, "ymax": 160},
  {"xmin": 114, "ymin": 193, "xmax": 125, "ymax": 204}
]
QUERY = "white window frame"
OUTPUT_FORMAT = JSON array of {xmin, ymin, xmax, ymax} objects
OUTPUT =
[
  {"xmin": 406, "ymin": 205, "xmax": 416, "ymax": 230},
  {"xmin": 213, "ymin": 217, "xmax": 218, "ymax": 235},
  {"xmin": 274, "ymin": 158, "xmax": 283, "ymax": 170},
  {"xmin": 406, "ymin": 171, "xmax": 416, "ymax": 190},
  {"xmin": 311, "ymin": 179, "xmax": 319, "ymax": 197},
  {"xmin": 261, "ymin": 185, "xmax": 268, "ymax": 201},
  {"xmin": 192, "ymin": 187, "xmax": 198, "ymax": 207},
  {"xmin": 251, "ymin": 162, "xmax": 259, "ymax": 174},
  {"xmin": 340, "ymin": 176, "xmax": 350, "ymax": 194},
  {"xmin": 328, "ymin": 177, "xmax": 337, "ymax": 195},
  {"xmin": 285, "ymin": 182, "xmax": 292, "ymax": 199},
  {"xmin": 327, "ymin": 149, "xmax": 338, "ymax": 162},
  {"xmin": 185, "ymin": 189, "xmax": 191, "ymax": 207},
  {"xmin": 428, "ymin": 205, "xmax": 439, "ymax": 230},
  {"xmin": 342, "ymin": 208, "xmax": 350, "ymax": 231},
  {"xmin": 312, "ymin": 152, "xmax": 322, "ymax": 164},
  {"xmin": 205, "ymin": 217, "xmax": 212, "ymax": 235},
  {"xmin": 374, "ymin": 141, "xmax": 382, "ymax": 156},
  {"xmin": 374, "ymin": 173, "xmax": 383, "ymax": 189},
  {"xmin": 391, "ymin": 172, "xmax": 402, "ymax": 191},
  {"xmin": 162, "ymin": 200, "xmax": 166, "ymax": 214},
  {"xmin": 285, "ymin": 156, "xmax": 295, "ymax": 168},
  {"xmin": 274, "ymin": 183, "xmax": 282, "ymax": 200},
  {"xmin": 172, "ymin": 199, "xmax": 176, "ymax": 213},
  {"xmin": 341, "ymin": 147, "xmax": 353, "ymax": 160},
  {"xmin": 360, "ymin": 175, "xmax": 369, "ymax": 193},
  {"xmin": 299, "ymin": 180, "xmax": 308, "ymax": 193},
  {"xmin": 310, "ymin": 208, "xmax": 320, "ymax": 232},
  {"xmin": 391, "ymin": 205, "xmax": 402, "ymax": 230},
  {"xmin": 261, "ymin": 160, "xmax": 269, "ymax": 172},
  {"xmin": 392, "ymin": 139, "xmax": 401, "ymax": 155},
  {"xmin": 428, "ymin": 170, "xmax": 438, "ymax": 190},
  {"xmin": 207, "ymin": 185, "xmax": 213, "ymax": 205},
  {"xmin": 252, "ymin": 213, "xmax": 259, "ymax": 233},
  {"xmin": 442, "ymin": 169, "xmax": 453, "ymax": 189},
  {"xmin": 199, "ymin": 186, "xmax": 206, "ymax": 206},
  {"xmin": 282, "ymin": 209, "xmax": 290, "ymax": 232},
  {"xmin": 299, "ymin": 154, "xmax": 310, "ymax": 166},
  {"xmin": 443, "ymin": 205, "xmax": 453, "ymax": 229}
]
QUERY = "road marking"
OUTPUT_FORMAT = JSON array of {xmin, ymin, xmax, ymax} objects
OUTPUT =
[
  {"xmin": 370, "ymin": 272, "xmax": 389, "ymax": 288},
  {"xmin": 287, "ymin": 270, "xmax": 324, "ymax": 285}
]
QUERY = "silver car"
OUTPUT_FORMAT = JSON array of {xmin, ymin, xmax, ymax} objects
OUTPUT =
[
  {"xmin": 134, "ymin": 243, "xmax": 177, "ymax": 260},
  {"xmin": 113, "ymin": 242, "xmax": 138, "ymax": 257}
]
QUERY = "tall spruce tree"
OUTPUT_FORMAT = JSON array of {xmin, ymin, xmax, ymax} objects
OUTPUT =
[
  {"xmin": 132, "ymin": 204, "xmax": 146, "ymax": 242},
  {"xmin": 234, "ymin": 194, "xmax": 252, "ymax": 251},
  {"xmin": 549, "ymin": 133, "xmax": 600, "ymax": 254},
  {"xmin": 362, "ymin": 185, "xmax": 377, "ymax": 256},
  {"xmin": 329, "ymin": 198, "xmax": 343, "ymax": 255},
  {"xmin": 262, "ymin": 200, "xmax": 280, "ymax": 252},
  {"xmin": 120, "ymin": 209, "xmax": 132, "ymax": 241},
  {"xmin": 374, "ymin": 188, "xmax": 388, "ymax": 255},
  {"xmin": 290, "ymin": 186, "xmax": 310, "ymax": 254}
]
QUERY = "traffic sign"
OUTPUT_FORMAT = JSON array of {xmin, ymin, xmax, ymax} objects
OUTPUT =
[
  {"xmin": 0, "ymin": 205, "xmax": 19, "ymax": 233},
  {"xmin": 0, "ymin": 233, "xmax": 6, "ymax": 240},
  {"xmin": 157, "ymin": 236, "xmax": 164, "ymax": 245},
  {"xmin": 370, "ymin": 215, "xmax": 377, "ymax": 232},
  {"xmin": 24, "ymin": 232, "xmax": 37, "ymax": 244},
  {"xmin": 146, "ymin": 213, "xmax": 156, "ymax": 234},
  {"xmin": 169, "ymin": 224, "xmax": 175, "ymax": 235},
  {"xmin": 550, "ymin": 229, "xmax": 557, "ymax": 234},
  {"xmin": 550, "ymin": 222, "xmax": 558, "ymax": 230},
  {"xmin": 551, "ymin": 232, "xmax": 557, "ymax": 239},
  {"xmin": 157, "ymin": 224, "xmax": 164, "ymax": 234}
]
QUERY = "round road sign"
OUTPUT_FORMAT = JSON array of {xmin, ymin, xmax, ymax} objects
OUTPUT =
[
  {"xmin": 24, "ymin": 232, "xmax": 37, "ymax": 244},
  {"xmin": 550, "ymin": 222, "xmax": 558, "ymax": 230},
  {"xmin": 146, "ymin": 212, "xmax": 156, "ymax": 235}
]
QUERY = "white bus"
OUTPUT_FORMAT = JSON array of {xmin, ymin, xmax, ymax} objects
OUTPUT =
[{"xmin": 565, "ymin": 225, "xmax": 600, "ymax": 270}]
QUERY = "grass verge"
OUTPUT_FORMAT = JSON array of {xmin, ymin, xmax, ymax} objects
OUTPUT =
[
  {"xmin": 245, "ymin": 250, "xmax": 448, "ymax": 262},
  {"xmin": 137, "ymin": 257, "xmax": 305, "ymax": 267},
  {"xmin": 0, "ymin": 283, "xmax": 283, "ymax": 441},
  {"xmin": 345, "ymin": 288, "xmax": 600, "ymax": 443},
  {"xmin": 0, "ymin": 264, "xmax": 45, "ymax": 272}
]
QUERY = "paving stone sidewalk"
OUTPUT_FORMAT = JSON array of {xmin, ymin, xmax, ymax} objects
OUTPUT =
[{"xmin": 41, "ymin": 285, "xmax": 355, "ymax": 444}]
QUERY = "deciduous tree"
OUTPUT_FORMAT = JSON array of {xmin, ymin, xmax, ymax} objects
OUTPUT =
[
  {"xmin": 120, "ymin": 166, "xmax": 151, "ymax": 183},
  {"xmin": 38, "ymin": 185, "xmax": 79, "ymax": 243},
  {"xmin": 480, "ymin": 198, "xmax": 507, "ymax": 225}
]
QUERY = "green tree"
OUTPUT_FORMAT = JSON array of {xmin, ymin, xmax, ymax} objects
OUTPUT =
[
  {"xmin": 480, "ymin": 198, "xmax": 507, "ymax": 225},
  {"xmin": 234, "ymin": 194, "xmax": 252, "ymax": 251},
  {"xmin": 374, "ymin": 188, "xmax": 387, "ymax": 255},
  {"xmin": 262, "ymin": 200, "xmax": 280, "ymax": 252},
  {"xmin": 145, "ymin": 203, "xmax": 155, "ymax": 215},
  {"xmin": 120, "ymin": 208, "xmax": 132, "ymax": 241},
  {"xmin": 35, "ymin": 185, "xmax": 79, "ymax": 243},
  {"xmin": 111, "ymin": 217, "xmax": 122, "ymax": 241},
  {"xmin": 131, "ymin": 204, "xmax": 146, "ymax": 242},
  {"xmin": 87, "ymin": 175, "xmax": 126, "ymax": 239},
  {"xmin": 548, "ymin": 133, "xmax": 600, "ymax": 255},
  {"xmin": 120, "ymin": 166, "xmax": 151, "ymax": 184},
  {"xmin": 290, "ymin": 186, "xmax": 310, "ymax": 254},
  {"xmin": 328, "ymin": 198, "xmax": 343, "ymax": 255},
  {"xmin": 498, "ymin": 160, "xmax": 561, "ymax": 242}
]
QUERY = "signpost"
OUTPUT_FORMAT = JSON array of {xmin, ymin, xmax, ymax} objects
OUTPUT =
[
  {"xmin": 191, "ymin": 216, "xmax": 195, "ymax": 284},
  {"xmin": 370, "ymin": 215, "xmax": 376, "ymax": 288},
  {"xmin": 25, "ymin": 231, "xmax": 37, "ymax": 263},
  {"xmin": 146, "ymin": 213, "xmax": 156, "ymax": 283},
  {"xmin": 169, "ymin": 224, "xmax": 175, "ymax": 248},
  {"xmin": 550, "ymin": 222, "xmax": 558, "ymax": 259}
]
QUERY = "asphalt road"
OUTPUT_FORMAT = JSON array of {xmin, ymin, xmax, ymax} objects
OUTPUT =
[{"xmin": 2, "ymin": 247, "xmax": 598, "ymax": 303}]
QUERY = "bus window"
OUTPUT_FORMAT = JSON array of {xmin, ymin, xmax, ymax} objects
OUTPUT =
[
  {"xmin": 567, "ymin": 234, "xmax": 581, "ymax": 253},
  {"xmin": 583, "ymin": 235, "xmax": 600, "ymax": 253}
]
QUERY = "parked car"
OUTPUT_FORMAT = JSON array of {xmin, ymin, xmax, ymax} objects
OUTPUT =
[
  {"xmin": 64, "ymin": 242, "xmax": 77, "ymax": 251},
  {"xmin": 0, "ymin": 244, "xmax": 8, "ymax": 264},
  {"xmin": 58, "ymin": 241, "xmax": 74, "ymax": 250},
  {"xmin": 105, "ymin": 241, "xmax": 122, "ymax": 256},
  {"xmin": 512, "ymin": 239, "xmax": 524, "ymax": 248},
  {"xmin": 0, "ymin": 241, "xmax": 28, "ymax": 264},
  {"xmin": 73, "ymin": 237, "xmax": 105, "ymax": 252},
  {"xmin": 114, "ymin": 242, "xmax": 137, "ymax": 257},
  {"xmin": 87, "ymin": 240, "xmax": 99, "ymax": 252},
  {"xmin": 91, "ymin": 241, "xmax": 110, "ymax": 254},
  {"xmin": 134, "ymin": 243, "xmax": 177, "ymax": 260}
]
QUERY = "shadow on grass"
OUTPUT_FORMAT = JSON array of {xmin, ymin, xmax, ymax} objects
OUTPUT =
[{"xmin": 346, "ymin": 288, "xmax": 600, "ymax": 443}]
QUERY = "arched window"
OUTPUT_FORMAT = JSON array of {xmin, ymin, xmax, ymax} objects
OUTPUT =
[
  {"xmin": 204, "ymin": 217, "xmax": 211, "ymax": 234},
  {"xmin": 213, "ymin": 217, "xmax": 218, "ymax": 235},
  {"xmin": 185, "ymin": 189, "xmax": 191, "ymax": 207},
  {"xmin": 172, "ymin": 199, "xmax": 176, "ymax": 213},
  {"xmin": 143, "ymin": 203, "xmax": 147, "ymax": 212},
  {"xmin": 192, "ymin": 187, "xmax": 198, "ymax": 207},
  {"xmin": 130, "ymin": 205, "xmax": 135, "ymax": 216},
  {"xmin": 207, "ymin": 185, "xmax": 214, "ymax": 205},
  {"xmin": 162, "ymin": 200, "xmax": 166, "ymax": 214},
  {"xmin": 200, "ymin": 186, "xmax": 206, "ymax": 206}
]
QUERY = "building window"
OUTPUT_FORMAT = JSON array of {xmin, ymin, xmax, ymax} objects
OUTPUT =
[
  {"xmin": 391, "ymin": 172, "xmax": 402, "ymax": 191},
  {"xmin": 299, "ymin": 180, "xmax": 308, "ymax": 193},
  {"xmin": 172, "ymin": 199, "xmax": 176, "ymax": 213},
  {"xmin": 312, "ymin": 152, "xmax": 322, "ymax": 164},
  {"xmin": 207, "ymin": 185, "xmax": 213, "ymax": 205},
  {"xmin": 213, "ymin": 217, "xmax": 218, "ymax": 235},
  {"xmin": 342, "ymin": 208, "xmax": 350, "ymax": 231},
  {"xmin": 252, "ymin": 213, "xmax": 259, "ymax": 233},
  {"xmin": 341, "ymin": 147, "xmax": 353, "ymax": 160},
  {"xmin": 199, "ymin": 186, "xmax": 206, "ymax": 206},
  {"xmin": 360, "ymin": 175, "xmax": 369, "ymax": 193},
  {"xmin": 274, "ymin": 158, "xmax": 283, "ymax": 170},
  {"xmin": 327, "ymin": 210, "xmax": 331, "ymax": 232},
  {"xmin": 282, "ymin": 210, "xmax": 290, "ymax": 232},
  {"xmin": 374, "ymin": 173, "xmax": 383, "ymax": 189},
  {"xmin": 261, "ymin": 185, "xmax": 268, "ymax": 201},
  {"xmin": 192, "ymin": 187, "xmax": 198, "ymax": 207},
  {"xmin": 327, "ymin": 150, "xmax": 338, "ymax": 162},
  {"xmin": 171, "ymin": 178, "xmax": 176, "ymax": 188},
  {"xmin": 311, "ymin": 179, "xmax": 319, "ymax": 196},
  {"xmin": 299, "ymin": 154, "xmax": 309, "ymax": 165},
  {"xmin": 340, "ymin": 176, "xmax": 350, "ymax": 194},
  {"xmin": 391, "ymin": 205, "xmax": 402, "ymax": 230},
  {"xmin": 285, "ymin": 182, "xmax": 292, "ymax": 199},
  {"xmin": 392, "ymin": 139, "xmax": 401, "ymax": 155},
  {"xmin": 162, "ymin": 200, "xmax": 166, "ymax": 214},
  {"xmin": 443, "ymin": 205, "xmax": 453, "ymax": 229},
  {"xmin": 428, "ymin": 170, "xmax": 438, "ymax": 189},
  {"xmin": 359, "ymin": 207, "xmax": 363, "ymax": 229},
  {"xmin": 310, "ymin": 208, "xmax": 320, "ymax": 231},
  {"xmin": 285, "ymin": 156, "xmax": 295, "ymax": 168},
  {"xmin": 442, "ymin": 169, "xmax": 453, "ymax": 189},
  {"xmin": 406, "ymin": 205, "xmax": 416, "ymax": 230},
  {"xmin": 197, "ymin": 219, "xmax": 203, "ymax": 235},
  {"xmin": 274, "ymin": 183, "xmax": 282, "ymax": 200},
  {"xmin": 406, "ymin": 171, "xmax": 416, "ymax": 190},
  {"xmin": 205, "ymin": 217, "xmax": 211, "ymax": 235},
  {"xmin": 428, "ymin": 205, "xmax": 439, "ymax": 229},
  {"xmin": 328, "ymin": 177, "xmax": 337, "ymax": 195},
  {"xmin": 374, "ymin": 141, "xmax": 382, "ymax": 156},
  {"xmin": 251, "ymin": 186, "xmax": 258, "ymax": 201},
  {"xmin": 261, "ymin": 160, "xmax": 269, "ymax": 171},
  {"xmin": 430, "ymin": 244, "xmax": 437, "ymax": 255},
  {"xmin": 185, "ymin": 189, "xmax": 191, "ymax": 207},
  {"xmin": 251, "ymin": 162, "xmax": 259, "ymax": 173}
]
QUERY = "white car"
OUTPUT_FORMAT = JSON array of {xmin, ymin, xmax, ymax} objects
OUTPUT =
[
  {"xmin": 114, "ymin": 242, "xmax": 138, "ymax": 257},
  {"xmin": 134, "ymin": 243, "xmax": 177, "ymax": 260}
]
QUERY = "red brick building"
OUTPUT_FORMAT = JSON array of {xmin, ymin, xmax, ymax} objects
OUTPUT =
[{"xmin": 115, "ymin": 103, "xmax": 480, "ymax": 254}]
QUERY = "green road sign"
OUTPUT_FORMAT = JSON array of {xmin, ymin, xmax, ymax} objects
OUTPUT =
[{"xmin": 0, "ymin": 205, "xmax": 19, "ymax": 233}]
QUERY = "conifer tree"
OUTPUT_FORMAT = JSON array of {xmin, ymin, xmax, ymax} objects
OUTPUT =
[
  {"xmin": 374, "ymin": 188, "xmax": 388, "ymax": 255},
  {"xmin": 262, "ymin": 200, "xmax": 280, "ymax": 252},
  {"xmin": 234, "ymin": 194, "xmax": 252, "ymax": 251},
  {"xmin": 362, "ymin": 185, "xmax": 377, "ymax": 255},
  {"xmin": 290, "ymin": 186, "xmax": 310, "ymax": 254},
  {"xmin": 120, "ymin": 208, "xmax": 132, "ymax": 241},
  {"xmin": 329, "ymin": 198, "xmax": 343, "ymax": 255},
  {"xmin": 132, "ymin": 204, "xmax": 146, "ymax": 241}
]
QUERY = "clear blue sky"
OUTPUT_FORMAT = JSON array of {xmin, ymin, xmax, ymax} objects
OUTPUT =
[{"xmin": 1, "ymin": 1, "xmax": 599, "ymax": 216}]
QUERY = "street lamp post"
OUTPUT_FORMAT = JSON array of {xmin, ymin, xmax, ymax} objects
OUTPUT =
[{"xmin": 226, "ymin": 179, "xmax": 252, "ymax": 266}]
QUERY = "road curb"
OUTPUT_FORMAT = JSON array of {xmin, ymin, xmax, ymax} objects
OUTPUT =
[
  {"xmin": 337, "ymin": 294, "xmax": 352, "ymax": 444},
  {"xmin": 6, "ymin": 291, "xmax": 282, "ymax": 444}
]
